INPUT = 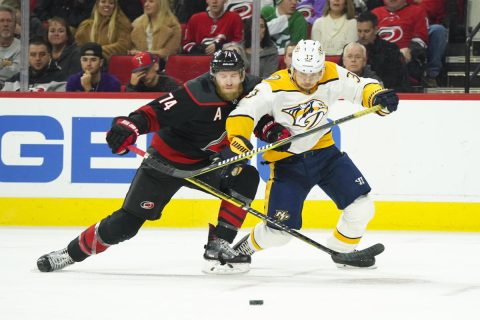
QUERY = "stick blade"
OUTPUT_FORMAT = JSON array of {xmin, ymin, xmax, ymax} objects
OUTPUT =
[{"xmin": 334, "ymin": 243, "xmax": 385, "ymax": 262}]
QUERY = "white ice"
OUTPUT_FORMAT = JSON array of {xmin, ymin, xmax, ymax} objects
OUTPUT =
[{"xmin": 1, "ymin": 227, "xmax": 479, "ymax": 320}]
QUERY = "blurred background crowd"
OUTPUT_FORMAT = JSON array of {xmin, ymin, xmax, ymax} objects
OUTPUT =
[{"xmin": 0, "ymin": 0, "xmax": 472, "ymax": 93}]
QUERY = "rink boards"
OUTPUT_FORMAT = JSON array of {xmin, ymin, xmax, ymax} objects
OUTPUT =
[{"xmin": 0, "ymin": 92, "xmax": 479, "ymax": 231}]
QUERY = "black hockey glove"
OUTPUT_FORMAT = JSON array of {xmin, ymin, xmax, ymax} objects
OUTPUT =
[
  {"xmin": 214, "ymin": 136, "xmax": 253, "ymax": 180},
  {"xmin": 373, "ymin": 89, "xmax": 399, "ymax": 116},
  {"xmin": 254, "ymin": 114, "xmax": 292, "ymax": 152},
  {"xmin": 106, "ymin": 116, "xmax": 140, "ymax": 155}
]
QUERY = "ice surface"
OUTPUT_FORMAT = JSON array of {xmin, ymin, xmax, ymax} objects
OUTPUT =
[{"xmin": 1, "ymin": 227, "xmax": 478, "ymax": 320}]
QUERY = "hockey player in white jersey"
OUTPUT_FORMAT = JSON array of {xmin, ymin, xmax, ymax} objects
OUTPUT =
[{"xmin": 226, "ymin": 39, "xmax": 399, "ymax": 268}]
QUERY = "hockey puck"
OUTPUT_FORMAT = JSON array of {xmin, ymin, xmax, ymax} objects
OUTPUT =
[{"xmin": 249, "ymin": 300, "xmax": 263, "ymax": 305}]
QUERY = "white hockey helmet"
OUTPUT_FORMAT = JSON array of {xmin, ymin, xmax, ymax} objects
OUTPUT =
[{"xmin": 291, "ymin": 40, "xmax": 325, "ymax": 74}]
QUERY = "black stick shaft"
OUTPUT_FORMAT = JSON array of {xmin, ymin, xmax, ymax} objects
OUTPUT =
[{"xmin": 146, "ymin": 105, "xmax": 382, "ymax": 179}]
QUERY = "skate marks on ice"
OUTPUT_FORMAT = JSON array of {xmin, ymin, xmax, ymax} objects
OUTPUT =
[{"xmin": 1, "ymin": 227, "xmax": 479, "ymax": 320}]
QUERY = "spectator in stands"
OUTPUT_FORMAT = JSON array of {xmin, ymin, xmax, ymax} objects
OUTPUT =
[
  {"xmin": 262, "ymin": 0, "xmax": 307, "ymax": 54},
  {"xmin": 0, "ymin": 5, "xmax": 20, "ymax": 90},
  {"xmin": 372, "ymin": 0, "xmax": 428, "ymax": 86},
  {"xmin": 47, "ymin": 16, "xmax": 82, "ymax": 78},
  {"xmin": 9, "ymin": 3, "xmax": 46, "ymax": 38},
  {"xmin": 128, "ymin": 0, "xmax": 181, "ymax": 60},
  {"xmin": 311, "ymin": 0, "xmax": 357, "ymax": 55},
  {"xmin": 75, "ymin": 0, "xmax": 132, "ymax": 61},
  {"xmin": 126, "ymin": 51, "xmax": 179, "ymax": 92},
  {"xmin": 35, "ymin": 0, "xmax": 96, "ymax": 29},
  {"xmin": 357, "ymin": 11, "xmax": 409, "ymax": 91},
  {"xmin": 173, "ymin": 0, "xmax": 207, "ymax": 24},
  {"xmin": 340, "ymin": 42, "xmax": 383, "ymax": 84},
  {"xmin": 241, "ymin": 16, "xmax": 278, "ymax": 78},
  {"xmin": 297, "ymin": 0, "xmax": 326, "ymax": 25},
  {"xmin": 412, "ymin": 0, "xmax": 448, "ymax": 87},
  {"xmin": 283, "ymin": 41, "xmax": 296, "ymax": 69},
  {"xmin": 66, "ymin": 42, "xmax": 121, "ymax": 92},
  {"xmin": 2, "ymin": 37, "xmax": 67, "ymax": 91},
  {"xmin": 183, "ymin": 0, "xmax": 243, "ymax": 55}
]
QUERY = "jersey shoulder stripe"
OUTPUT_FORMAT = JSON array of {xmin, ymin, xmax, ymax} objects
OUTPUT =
[
  {"xmin": 318, "ymin": 61, "xmax": 339, "ymax": 85},
  {"xmin": 264, "ymin": 69, "xmax": 297, "ymax": 92}
]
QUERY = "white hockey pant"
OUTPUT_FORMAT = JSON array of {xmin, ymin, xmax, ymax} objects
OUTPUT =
[
  {"xmin": 248, "ymin": 221, "xmax": 293, "ymax": 251},
  {"xmin": 327, "ymin": 195, "xmax": 375, "ymax": 253}
]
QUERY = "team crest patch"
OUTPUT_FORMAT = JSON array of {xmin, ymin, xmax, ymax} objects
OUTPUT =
[
  {"xmin": 274, "ymin": 210, "xmax": 290, "ymax": 221},
  {"xmin": 140, "ymin": 201, "xmax": 155, "ymax": 209},
  {"xmin": 283, "ymin": 99, "xmax": 328, "ymax": 129},
  {"xmin": 245, "ymin": 88, "xmax": 259, "ymax": 98},
  {"xmin": 266, "ymin": 74, "xmax": 281, "ymax": 81}
]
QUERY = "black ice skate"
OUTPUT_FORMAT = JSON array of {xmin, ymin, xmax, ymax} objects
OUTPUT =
[
  {"xmin": 232, "ymin": 234, "xmax": 256, "ymax": 256},
  {"xmin": 331, "ymin": 251, "xmax": 376, "ymax": 269},
  {"xmin": 202, "ymin": 224, "xmax": 251, "ymax": 274},
  {"xmin": 37, "ymin": 248, "xmax": 75, "ymax": 272}
]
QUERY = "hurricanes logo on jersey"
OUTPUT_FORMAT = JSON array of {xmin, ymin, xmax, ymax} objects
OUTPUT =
[
  {"xmin": 282, "ymin": 99, "xmax": 328, "ymax": 129},
  {"xmin": 378, "ymin": 26, "xmax": 403, "ymax": 43},
  {"xmin": 274, "ymin": 210, "xmax": 290, "ymax": 222}
]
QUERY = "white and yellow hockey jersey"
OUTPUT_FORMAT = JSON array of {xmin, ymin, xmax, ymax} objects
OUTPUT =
[{"xmin": 226, "ymin": 61, "xmax": 384, "ymax": 162}]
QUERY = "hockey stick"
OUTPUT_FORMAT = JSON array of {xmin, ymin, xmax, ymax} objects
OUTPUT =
[
  {"xmin": 127, "ymin": 146, "xmax": 385, "ymax": 263},
  {"xmin": 130, "ymin": 105, "xmax": 382, "ymax": 179}
]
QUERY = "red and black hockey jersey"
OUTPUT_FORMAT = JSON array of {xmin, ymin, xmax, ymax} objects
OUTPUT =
[
  {"xmin": 372, "ymin": 4, "xmax": 428, "ymax": 49},
  {"xmin": 183, "ymin": 11, "xmax": 243, "ymax": 53},
  {"xmin": 131, "ymin": 73, "xmax": 261, "ymax": 169}
]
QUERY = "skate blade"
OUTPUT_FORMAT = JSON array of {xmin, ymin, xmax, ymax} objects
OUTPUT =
[
  {"xmin": 202, "ymin": 260, "xmax": 250, "ymax": 275},
  {"xmin": 334, "ymin": 263, "xmax": 377, "ymax": 270}
]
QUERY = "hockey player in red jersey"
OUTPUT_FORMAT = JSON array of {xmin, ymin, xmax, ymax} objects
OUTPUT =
[{"xmin": 37, "ymin": 50, "xmax": 262, "ymax": 274}]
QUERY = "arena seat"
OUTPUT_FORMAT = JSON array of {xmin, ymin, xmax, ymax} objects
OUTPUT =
[
  {"xmin": 165, "ymin": 55, "xmax": 212, "ymax": 83},
  {"xmin": 108, "ymin": 55, "xmax": 134, "ymax": 85}
]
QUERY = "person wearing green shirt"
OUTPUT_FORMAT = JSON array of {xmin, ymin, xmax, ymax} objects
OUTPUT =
[{"xmin": 261, "ymin": 0, "xmax": 307, "ymax": 54}]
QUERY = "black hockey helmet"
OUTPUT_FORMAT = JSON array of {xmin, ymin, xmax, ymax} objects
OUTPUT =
[{"xmin": 210, "ymin": 49, "xmax": 245, "ymax": 76}]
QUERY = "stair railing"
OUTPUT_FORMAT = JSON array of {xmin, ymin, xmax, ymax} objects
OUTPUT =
[{"xmin": 465, "ymin": 21, "xmax": 480, "ymax": 93}]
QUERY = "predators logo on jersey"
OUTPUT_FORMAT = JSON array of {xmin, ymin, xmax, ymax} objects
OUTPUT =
[{"xmin": 282, "ymin": 99, "xmax": 328, "ymax": 130}]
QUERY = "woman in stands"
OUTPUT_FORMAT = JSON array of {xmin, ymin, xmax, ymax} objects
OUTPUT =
[
  {"xmin": 47, "ymin": 17, "xmax": 82, "ymax": 78},
  {"xmin": 311, "ymin": 0, "xmax": 357, "ymax": 55},
  {"xmin": 75, "ymin": 0, "xmax": 132, "ymax": 61},
  {"xmin": 240, "ymin": 15, "xmax": 278, "ymax": 79},
  {"xmin": 128, "ymin": 0, "xmax": 181, "ymax": 60}
]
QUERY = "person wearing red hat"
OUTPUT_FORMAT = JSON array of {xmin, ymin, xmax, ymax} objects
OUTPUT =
[{"xmin": 126, "ymin": 51, "xmax": 179, "ymax": 92}]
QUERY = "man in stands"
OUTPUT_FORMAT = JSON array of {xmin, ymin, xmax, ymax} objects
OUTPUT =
[
  {"xmin": 283, "ymin": 41, "xmax": 297, "ymax": 69},
  {"xmin": 412, "ymin": 0, "xmax": 448, "ymax": 87},
  {"xmin": 183, "ymin": 0, "xmax": 243, "ymax": 55},
  {"xmin": 372, "ymin": 0, "xmax": 428, "ymax": 87},
  {"xmin": 357, "ymin": 11, "xmax": 409, "ymax": 92},
  {"xmin": 0, "ymin": 5, "xmax": 20, "ymax": 90},
  {"xmin": 37, "ymin": 50, "xmax": 263, "ymax": 275},
  {"xmin": 262, "ymin": 0, "xmax": 307, "ymax": 54},
  {"xmin": 66, "ymin": 42, "xmax": 121, "ymax": 92},
  {"xmin": 127, "ymin": 52, "xmax": 180, "ymax": 92},
  {"xmin": 2, "ymin": 37, "xmax": 66, "ymax": 92},
  {"xmin": 340, "ymin": 42, "xmax": 383, "ymax": 84}
]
